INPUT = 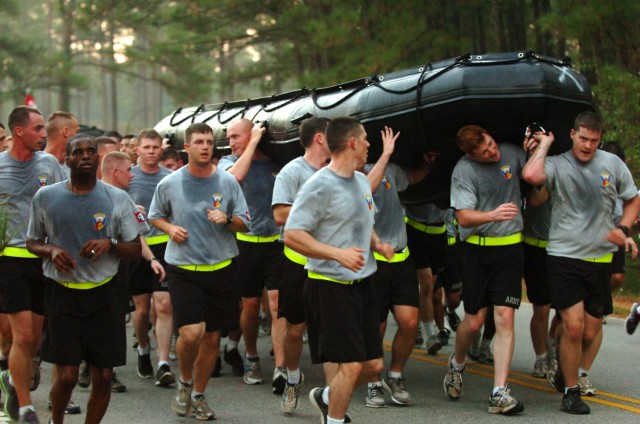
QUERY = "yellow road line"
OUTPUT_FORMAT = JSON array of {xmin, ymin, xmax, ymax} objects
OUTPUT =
[{"xmin": 384, "ymin": 342, "xmax": 640, "ymax": 414}]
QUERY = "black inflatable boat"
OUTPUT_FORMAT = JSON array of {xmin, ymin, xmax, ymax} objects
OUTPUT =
[{"xmin": 154, "ymin": 50, "xmax": 595, "ymax": 205}]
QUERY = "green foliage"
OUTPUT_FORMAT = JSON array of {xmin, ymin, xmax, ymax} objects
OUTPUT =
[{"xmin": 592, "ymin": 65, "xmax": 640, "ymax": 184}]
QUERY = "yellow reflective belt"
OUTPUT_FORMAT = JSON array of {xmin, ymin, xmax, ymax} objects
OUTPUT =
[
  {"xmin": 447, "ymin": 237, "xmax": 457, "ymax": 246},
  {"xmin": 1, "ymin": 246, "xmax": 38, "ymax": 258},
  {"xmin": 405, "ymin": 217, "xmax": 446, "ymax": 234},
  {"xmin": 236, "ymin": 233, "xmax": 280, "ymax": 243},
  {"xmin": 465, "ymin": 233, "xmax": 522, "ymax": 246},
  {"xmin": 523, "ymin": 235, "xmax": 548, "ymax": 249},
  {"xmin": 177, "ymin": 259, "xmax": 232, "ymax": 272},
  {"xmin": 145, "ymin": 234, "xmax": 169, "ymax": 245},
  {"xmin": 373, "ymin": 247, "xmax": 410, "ymax": 263},
  {"xmin": 284, "ymin": 246, "xmax": 307, "ymax": 266},
  {"xmin": 307, "ymin": 271, "xmax": 361, "ymax": 285},
  {"xmin": 580, "ymin": 253, "xmax": 614, "ymax": 263},
  {"xmin": 56, "ymin": 276, "xmax": 112, "ymax": 290}
]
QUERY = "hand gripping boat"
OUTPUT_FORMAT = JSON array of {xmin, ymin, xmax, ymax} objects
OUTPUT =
[{"xmin": 155, "ymin": 50, "xmax": 595, "ymax": 205}]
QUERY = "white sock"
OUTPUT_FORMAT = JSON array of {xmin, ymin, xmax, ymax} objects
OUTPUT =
[
  {"xmin": 287, "ymin": 368, "xmax": 301, "ymax": 385},
  {"xmin": 19, "ymin": 405, "xmax": 35, "ymax": 416},
  {"xmin": 579, "ymin": 367, "xmax": 589, "ymax": 375},
  {"xmin": 138, "ymin": 345, "xmax": 150, "ymax": 356},
  {"xmin": 426, "ymin": 321, "xmax": 437, "ymax": 337},
  {"xmin": 420, "ymin": 323, "xmax": 429, "ymax": 342},
  {"xmin": 492, "ymin": 386, "xmax": 505, "ymax": 396},
  {"xmin": 388, "ymin": 370, "xmax": 402, "ymax": 379},
  {"xmin": 245, "ymin": 352, "xmax": 259, "ymax": 360},
  {"xmin": 536, "ymin": 352, "xmax": 546, "ymax": 361},
  {"xmin": 327, "ymin": 417, "xmax": 344, "ymax": 424},
  {"xmin": 451, "ymin": 357, "xmax": 465, "ymax": 370},
  {"xmin": 191, "ymin": 391, "xmax": 203, "ymax": 399},
  {"xmin": 322, "ymin": 386, "xmax": 330, "ymax": 405},
  {"xmin": 158, "ymin": 360, "xmax": 169, "ymax": 368}
]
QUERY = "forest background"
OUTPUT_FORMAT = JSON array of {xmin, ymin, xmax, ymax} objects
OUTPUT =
[{"xmin": 1, "ymin": 0, "xmax": 640, "ymax": 302}]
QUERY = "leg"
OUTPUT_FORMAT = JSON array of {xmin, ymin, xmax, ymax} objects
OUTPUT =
[
  {"xmin": 153, "ymin": 292, "xmax": 173, "ymax": 363},
  {"xmin": 492, "ymin": 306, "xmax": 515, "ymax": 387},
  {"xmin": 176, "ymin": 323, "xmax": 205, "ymax": 384},
  {"xmin": 327, "ymin": 362, "xmax": 363, "ymax": 420},
  {"xmin": 50, "ymin": 365, "xmax": 79, "ymax": 424},
  {"xmin": 283, "ymin": 321, "xmax": 305, "ymax": 373},
  {"xmin": 453, "ymin": 308, "xmax": 487, "ymax": 364},
  {"xmin": 558, "ymin": 302, "xmax": 585, "ymax": 388},
  {"xmin": 417, "ymin": 267, "xmax": 435, "ymax": 324},
  {"xmin": 85, "ymin": 367, "xmax": 113, "ymax": 424},
  {"xmin": 192, "ymin": 331, "xmax": 220, "ymax": 394},
  {"xmin": 267, "ymin": 289, "xmax": 286, "ymax": 368},
  {"xmin": 389, "ymin": 305, "xmax": 418, "ymax": 372},
  {"xmin": 132, "ymin": 293, "xmax": 151, "ymax": 351},
  {"xmin": 531, "ymin": 304, "xmax": 551, "ymax": 355},
  {"xmin": 432, "ymin": 285, "xmax": 445, "ymax": 330},
  {"xmin": 240, "ymin": 297, "xmax": 260, "ymax": 356},
  {"xmin": 7, "ymin": 311, "xmax": 43, "ymax": 408},
  {"xmin": 580, "ymin": 312, "xmax": 603, "ymax": 371}
]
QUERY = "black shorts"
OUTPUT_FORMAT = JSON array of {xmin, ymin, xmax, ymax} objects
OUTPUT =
[
  {"xmin": 0, "ymin": 256, "xmax": 46, "ymax": 315},
  {"xmin": 406, "ymin": 225, "xmax": 446, "ymax": 273},
  {"xmin": 235, "ymin": 240, "xmax": 283, "ymax": 298},
  {"xmin": 127, "ymin": 243, "xmax": 169, "ymax": 295},
  {"xmin": 547, "ymin": 255, "xmax": 613, "ymax": 317},
  {"xmin": 523, "ymin": 243, "xmax": 551, "ymax": 305},
  {"xmin": 167, "ymin": 264, "xmax": 240, "ymax": 332},
  {"xmin": 460, "ymin": 242, "xmax": 523, "ymax": 314},
  {"xmin": 304, "ymin": 277, "xmax": 382, "ymax": 364},
  {"xmin": 437, "ymin": 242, "xmax": 463, "ymax": 293},
  {"xmin": 611, "ymin": 245, "xmax": 626, "ymax": 274},
  {"xmin": 277, "ymin": 255, "xmax": 307, "ymax": 325},
  {"xmin": 370, "ymin": 258, "xmax": 419, "ymax": 322},
  {"xmin": 41, "ymin": 281, "xmax": 126, "ymax": 368}
]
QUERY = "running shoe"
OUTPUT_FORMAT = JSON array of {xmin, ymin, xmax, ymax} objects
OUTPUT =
[
  {"xmin": 561, "ymin": 387, "xmax": 590, "ymax": 414},
  {"xmin": 437, "ymin": 328, "xmax": 451, "ymax": 347},
  {"xmin": 30, "ymin": 358, "xmax": 41, "ymax": 392},
  {"xmin": 17, "ymin": 410, "xmax": 40, "ymax": 424},
  {"xmin": 533, "ymin": 357, "xmax": 548, "ymax": 378},
  {"xmin": 137, "ymin": 353, "xmax": 154, "ymax": 379},
  {"xmin": 546, "ymin": 343, "xmax": 558, "ymax": 381},
  {"xmin": 443, "ymin": 355, "xmax": 464, "ymax": 400},
  {"xmin": 48, "ymin": 397, "xmax": 82, "ymax": 415},
  {"xmin": 243, "ymin": 357, "xmax": 262, "ymax": 385},
  {"xmin": 365, "ymin": 384, "xmax": 386, "ymax": 408},
  {"xmin": 382, "ymin": 373, "xmax": 411, "ymax": 405},
  {"xmin": 272, "ymin": 366, "xmax": 287, "ymax": 394},
  {"xmin": 626, "ymin": 302, "xmax": 640, "ymax": 335},
  {"xmin": 0, "ymin": 369, "xmax": 18, "ymax": 420},
  {"xmin": 155, "ymin": 364, "xmax": 176, "ymax": 387},
  {"xmin": 445, "ymin": 306, "xmax": 461, "ymax": 332},
  {"xmin": 479, "ymin": 343, "xmax": 493, "ymax": 365},
  {"xmin": 281, "ymin": 378, "xmax": 303, "ymax": 415},
  {"xmin": 192, "ymin": 394, "xmax": 215, "ymax": 421},
  {"xmin": 415, "ymin": 322, "xmax": 424, "ymax": 347},
  {"xmin": 111, "ymin": 373, "xmax": 127, "ymax": 393},
  {"xmin": 309, "ymin": 387, "xmax": 328, "ymax": 423},
  {"xmin": 488, "ymin": 385, "xmax": 524, "ymax": 414},
  {"xmin": 578, "ymin": 373, "xmax": 596, "ymax": 396},
  {"xmin": 426, "ymin": 335, "xmax": 442, "ymax": 354},
  {"xmin": 169, "ymin": 333, "xmax": 178, "ymax": 361},
  {"xmin": 171, "ymin": 382, "xmax": 192, "ymax": 417},
  {"xmin": 223, "ymin": 346, "xmax": 244, "ymax": 376},
  {"xmin": 467, "ymin": 332, "xmax": 482, "ymax": 361}
]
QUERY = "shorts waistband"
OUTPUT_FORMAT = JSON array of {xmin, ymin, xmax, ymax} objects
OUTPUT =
[
  {"xmin": 1, "ymin": 246, "xmax": 38, "ymax": 258},
  {"xmin": 284, "ymin": 246, "xmax": 308, "ymax": 266},
  {"xmin": 56, "ymin": 276, "xmax": 113, "ymax": 290},
  {"xmin": 447, "ymin": 237, "xmax": 457, "ymax": 246},
  {"xmin": 580, "ymin": 252, "xmax": 614, "ymax": 263},
  {"xmin": 523, "ymin": 235, "xmax": 548, "ymax": 248},
  {"xmin": 465, "ymin": 233, "xmax": 522, "ymax": 246},
  {"xmin": 405, "ymin": 217, "xmax": 446, "ymax": 234},
  {"xmin": 145, "ymin": 234, "xmax": 169, "ymax": 245},
  {"xmin": 307, "ymin": 271, "xmax": 362, "ymax": 285},
  {"xmin": 177, "ymin": 259, "xmax": 232, "ymax": 272},
  {"xmin": 373, "ymin": 246, "xmax": 410, "ymax": 263},
  {"xmin": 236, "ymin": 233, "xmax": 280, "ymax": 243}
]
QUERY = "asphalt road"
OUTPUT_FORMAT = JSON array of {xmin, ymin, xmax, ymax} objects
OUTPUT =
[{"xmin": 2, "ymin": 302, "xmax": 639, "ymax": 423}]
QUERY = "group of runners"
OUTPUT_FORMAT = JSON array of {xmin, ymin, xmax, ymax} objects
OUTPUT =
[{"xmin": 0, "ymin": 105, "xmax": 636, "ymax": 424}]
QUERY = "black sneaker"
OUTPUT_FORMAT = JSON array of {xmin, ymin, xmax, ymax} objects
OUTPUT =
[
  {"xmin": 0, "ymin": 369, "xmax": 19, "ymax": 420},
  {"xmin": 137, "ymin": 353, "xmax": 154, "ymax": 379},
  {"xmin": 272, "ymin": 367, "xmax": 287, "ymax": 395},
  {"xmin": 561, "ymin": 387, "xmax": 590, "ymax": 414},
  {"xmin": 446, "ymin": 306, "xmax": 461, "ymax": 332},
  {"xmin": 0, "ymin": 359, "xmax": 7, "ymax": 371},
  {"xmin": 48, "ymin": 397, "xmax": 82, "ymax": 414},
  {"xmin": 550, "ymin": 353, "xmax": 564, "ymax": 393},
  {"xmin": 308, "ymin": 387, "xmax": 328, "ymax": 424},
  {"xmin": 155, "ymin": 364, "xmax": 176, "ymax": 387},
  {"xmin": 223, "ymin": 346, "xmax": 244, "ymax": 376},
  {"xmin": 111, "ymin": 373, "xmax": 127, "ymax": 393}
]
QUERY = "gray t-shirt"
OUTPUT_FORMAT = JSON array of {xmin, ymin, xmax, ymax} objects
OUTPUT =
[
  {"xmin": 405, "ymin": 203, "xmax": 447, "ymax": 225},
  {"xmin": 148, "ymin": 166, "xmax": 250, "ymax": 266},
  {"xmin": 129, "ymin": 166, "xmax": 172, "ymax": 237},
  {"xmin": 523, "ymin": 198, "xmax": 552, "ymax": 241},
  {"xmin": 285, "ymin": 167, "xmax": 377, "ymax": 281},
  {"xmin": 219, "ymin": 155, "xmax": 280, "ymax": 237},
  {"xmin": 0, "ymin": 151, "xmax": 65, "ymax": 248},
  {"xmin": 450, "ymin": 143, "xmax": 526, "ymax": 241},
  {"xmin": 544, "ymin": 150, "xmax": 638, "ymax": 258},
  {"xmin": 364, "ymin": 163, "xmax": 410, "ymax": 251},
  {"xmin": 272, "ymin": 156, "xmax": 320, "ymax": 241},
  {"xmin": 27, "ymin": 180, "xmax": 147, "ymax": 283}
]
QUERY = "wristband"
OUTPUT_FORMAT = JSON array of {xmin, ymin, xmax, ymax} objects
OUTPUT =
[
  {"xmin": 149, "ymin": 257, "xmax": 158, "ymax": 263},
  {"xmin": 618, "ymin": 225, "xmax": 630, "ymax": 237}
]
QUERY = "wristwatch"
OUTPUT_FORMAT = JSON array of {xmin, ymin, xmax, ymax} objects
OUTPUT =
[
  {"xmin": 617, "ymin": 225, "xmax": 630, "ymax": 237},
  {"xmin": 226, "ymin": 214, "xmax": 233, "ymax": 225},
  {"xmin": 110, "ymin": 237, "xmax": 119, "ymax": 250}
]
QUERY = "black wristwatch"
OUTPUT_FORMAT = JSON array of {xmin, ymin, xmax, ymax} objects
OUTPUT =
[
  {"xmin": 617, "ymin": 225, "xmax": 630, "ymax": 237},
  {"xmin": 225, "ymin": 214, "xmax": 233, "ymax": 225},
  {"xmin": 109, "ymin": 237, "xmax": 119, "ymax": 250}
]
